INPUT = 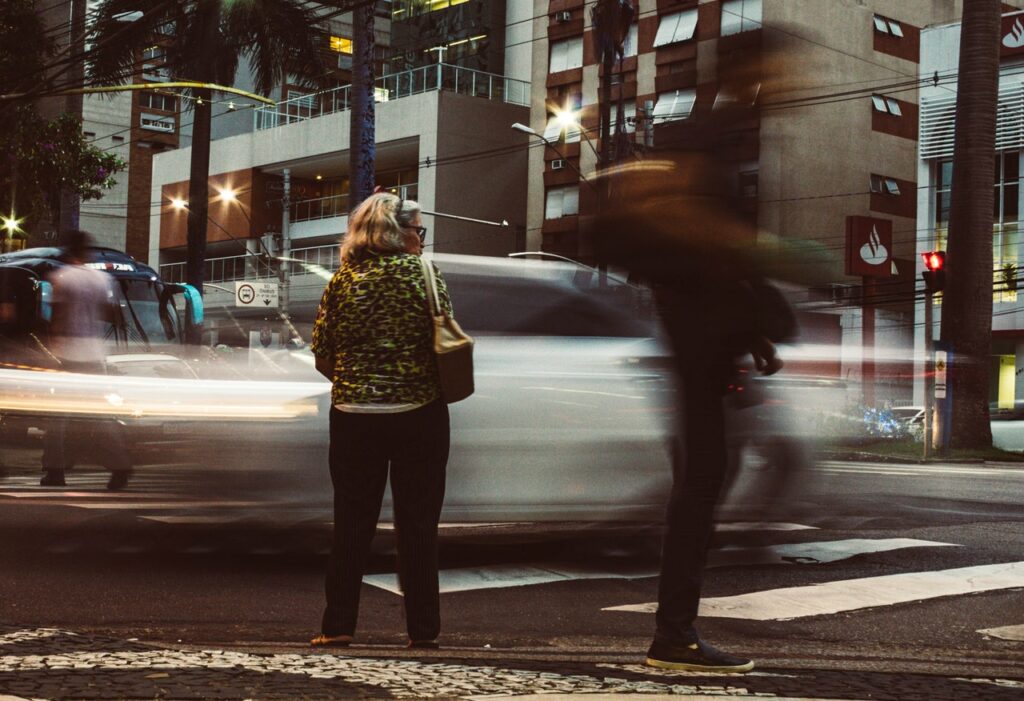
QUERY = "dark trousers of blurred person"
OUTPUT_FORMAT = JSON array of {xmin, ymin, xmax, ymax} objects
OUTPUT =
[
  {"xmin": 40, "ymin": 360, "xmax": 131, "ymax": 491},
  {"xmin": 655, "ymin": 362, "xmax": 729, "ymax": 646},
  {"xmin": 321, "ymin": 401, "xmax": 449, "ymax": 645}
]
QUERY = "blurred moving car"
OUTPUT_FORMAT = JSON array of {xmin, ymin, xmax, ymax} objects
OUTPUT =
[{"xmin": 1, "ymin": 253, "xmax": 866, "ymax": 523}]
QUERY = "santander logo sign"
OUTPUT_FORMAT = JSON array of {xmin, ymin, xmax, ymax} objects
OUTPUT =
[
  {"xmin": 1004, "ymin": 17, "xmax": 1024, "ymax": 49},
  {"xmin": 859, "ymin": 225, "xmax": 889, "ymax": 266},
  {"xmin": 1002, "ymin": 14, "xmax": 1024, "ymax": 55}
]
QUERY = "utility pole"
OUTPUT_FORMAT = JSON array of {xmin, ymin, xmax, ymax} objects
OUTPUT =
[
  {"xmin": 58, "ymin": 0, "xmax": 87, "ymax": 234},
  {"xmin": 590, "ymin": 0, "xmax": 634, "ymax": 284},
  {"xmin": 939, "ymin": 1, "xmax": 1000, "ymax": 449},
  {"xmin": 279, "ymin": 168, "xmax": 291, "ymax": 345}
]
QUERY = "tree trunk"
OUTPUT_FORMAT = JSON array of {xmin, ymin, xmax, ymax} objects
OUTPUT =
[
  {"xmin": 940, "ymin": 1, "xmax": 1001, "ymax": 449},
  {"xmin": 185, "ymin": 87, "xmax": 212, "ymax": 326},
  {"xmin": 349, "ymin": 3, "xmax": 375, "ymax": 211}
]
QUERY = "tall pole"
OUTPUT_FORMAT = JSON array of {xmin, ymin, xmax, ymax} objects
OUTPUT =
[
  {"xmin": 58, "ymin": 0, "xmax": 87, "ymax": 233},
  {"xmin": 923, "ymin": 289, "xmax": 934, "ymax": 460},
  {"xmin": 279, "ymin": 168, "xmax": 291, "ymax": 344}
]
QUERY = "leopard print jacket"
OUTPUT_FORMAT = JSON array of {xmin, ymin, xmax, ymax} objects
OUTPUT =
[{"xmin": 311, "ymin": 254, "xmax": 454, "ymax": 408}]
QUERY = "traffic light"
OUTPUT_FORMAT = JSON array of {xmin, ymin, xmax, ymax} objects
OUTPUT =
[{"xmin": 922, "ymin": 250, "xmax": 945, "ymax": 293}]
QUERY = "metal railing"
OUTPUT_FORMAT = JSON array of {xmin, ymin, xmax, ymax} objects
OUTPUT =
[
  {"xmin": 160, "ymin": 244, "xmax": 341, "ymax": 285},
  {"xmin": 160, "ymin": 253, "xmax": 275, "ymax": 285},
  {"xmin": 290, "ymin": 184, "xmax": 417, "ymax": 223},
  {"xmin": 254, "ymin": 64, "xmax": 530, "ymax": 130}
]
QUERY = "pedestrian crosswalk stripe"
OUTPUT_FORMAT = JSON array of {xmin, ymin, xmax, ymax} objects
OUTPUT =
[
  {"xmin": 603, "ymin": 561, "xmax": 1024, "ymax": 620},
  {"xmin": 715, "ymin": 522, "xmax": 817, "ymax": 532},
  {"xmin": 367, "ymin": 539, "xmax": 952, "ymax": 595},
  {"xmin": 978, "ymin": 623, "xmax": 1024, "ymax": 641},
  {"xmin": 708, "ymin": 538, "xmax": 955, "ymax": 568}
]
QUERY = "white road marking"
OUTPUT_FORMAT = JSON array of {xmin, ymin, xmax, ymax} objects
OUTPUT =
[
  {"xmin": 708, "ymin": 538, "xmax": 955, "ymax": 568},
  {"xmin": 604, "ymin": 561, "xmax": 1024, "ymax": 620},
  {"xmin": 715, "ymin": 522, "xmax": 817, "ymax": 532},
  {"xmin": 367, "ymin": 539, "xmax": 951, "ymax": 595},
  {"xmin": 978, "ymin": 623, "xmax": 1024, "ymax": 641},
  {"xmin": 816, "ymin": 462, "xmax": 1024, "ymax": 477}
]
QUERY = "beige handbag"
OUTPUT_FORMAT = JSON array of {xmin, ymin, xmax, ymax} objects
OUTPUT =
[{"xmin": 420, "ymin": 257, "xmax": 474, "ymax": 403}]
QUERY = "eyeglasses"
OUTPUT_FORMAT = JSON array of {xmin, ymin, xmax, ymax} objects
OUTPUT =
[{"xmin": 409, "ymin": 225, "xmax": 427, "ymax": 242}]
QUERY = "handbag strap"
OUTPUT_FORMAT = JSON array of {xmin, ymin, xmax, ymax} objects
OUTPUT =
[{"xmin": 419, "ymin": 256, "xmax": 441, "ymax": 318}]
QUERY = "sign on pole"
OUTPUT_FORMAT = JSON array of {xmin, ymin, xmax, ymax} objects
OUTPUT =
[
  {"xmin": 934, "ymin": 350, "xmax": 948, "ymax": 399},
  {"xmin": 235, "ymin": 281, "xmax": 279, "ymax": 308}
]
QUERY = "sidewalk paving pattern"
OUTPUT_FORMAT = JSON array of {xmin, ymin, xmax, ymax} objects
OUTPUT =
[{"xmin": 0, "ymin": 626, "xmax": 1022, "ymax": 700}]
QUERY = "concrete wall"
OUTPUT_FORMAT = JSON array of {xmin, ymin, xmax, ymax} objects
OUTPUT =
[
  {"xmin": 434, "ymin": 92, "xmax": 529, "ymax": 256},
  {"xmin": 80, "ymin": 92, "xmax": 133, "ymax": 250}
]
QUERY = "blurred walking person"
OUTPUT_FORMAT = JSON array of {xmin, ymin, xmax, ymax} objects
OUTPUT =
[
  {"xmin": 310, "ymin": 192, "xmax": 451, "ymax": 649},
  {"xmin": 592, "ymin": 153, "xmax": 796, "ymax": 673},
  {"xmin": 40, "ymin": 229, "xmax": 131, "ymax": 490}
]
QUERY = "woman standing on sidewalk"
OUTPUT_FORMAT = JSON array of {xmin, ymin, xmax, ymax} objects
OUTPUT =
[{"xmin": 310, "ymin": 192, "xmax": 452, "ymax": 649}]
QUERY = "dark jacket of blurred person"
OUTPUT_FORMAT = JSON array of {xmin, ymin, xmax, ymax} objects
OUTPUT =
[
  {"xmin": 590, "ymin": 153, "xmax": 796, "ymax": 672},
  {"xmin": 40, "ymin": 230, "xmax": 130, "ymax": 491},
  {"xmin": 309, "ymin": 192, "xmax": 452, "ymax": 649}
]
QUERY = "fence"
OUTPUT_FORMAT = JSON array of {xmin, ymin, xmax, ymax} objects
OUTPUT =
[
  {"xmin": 160, "ymin": 244, "xmax": 341, "ymax": 285},
  {"xmin": 254, "ymin": 64, "xmax": 530, "ymax": 130},
  {"xmin": 290, "ymin": 184, "xmax": 417, "ymax": 223}
]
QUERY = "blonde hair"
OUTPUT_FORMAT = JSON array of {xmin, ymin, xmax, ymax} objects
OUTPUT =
[{"xmin": 340, "ymin": 192, "xmax": 422, "ymax": 264}]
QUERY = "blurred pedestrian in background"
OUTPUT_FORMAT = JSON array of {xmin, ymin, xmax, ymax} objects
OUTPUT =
[
  {"xmin": 310, "ymin": 192, "xmax": 452, "ymax": 649},
  {"xmin": 590, "ymin": 39, "xmax": 798, "ymax": 665},
  {"xmin": 40, "ymin": 229, "xmax": 131, "ymax": 490}
]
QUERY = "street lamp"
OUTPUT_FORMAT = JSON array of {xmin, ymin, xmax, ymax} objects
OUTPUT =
[
  {"xmin": 553, "ymin": 109, "xmax": 601, "ymax": 161},
  {"xmin": 510, "ymin": 123, "xmax": 595, "ymax": 190}
]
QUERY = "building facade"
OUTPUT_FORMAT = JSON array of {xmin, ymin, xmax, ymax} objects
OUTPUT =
[
  {"xmin": 525, "ymin": 0, "xmax": 970, "ymax": 404},
  {"xmin": 916, "ymin": 7, "xmax": 1024, "ymax": 411},
  {"xmin": 148, "ymin": 0, "xmax": 533, "ymax": 345}
]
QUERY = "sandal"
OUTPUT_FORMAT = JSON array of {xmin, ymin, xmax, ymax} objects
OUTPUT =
[{"xmin": 311, "ymin": 633, "xmax": 353, "ymax": 647}]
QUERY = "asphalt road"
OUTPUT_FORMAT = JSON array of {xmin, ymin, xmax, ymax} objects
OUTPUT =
[{"xmin": 1, "ymin": 448, "xmax": 1023, "ymax": 687}]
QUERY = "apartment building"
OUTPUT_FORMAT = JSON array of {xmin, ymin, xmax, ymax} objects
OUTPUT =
[
  {"xmin": 525, "ymin": 0, "xmax": 968, "ymax": 403},
  {"xmin": 148, "ymin": 0, "xmax": 532, "ymax": 344},
  {"xmin": 916, "ymin": 8, "xmax": 1024, "ymax": 411}
]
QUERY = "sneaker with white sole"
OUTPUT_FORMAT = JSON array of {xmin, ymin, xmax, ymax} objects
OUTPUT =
[{"xmin": 645, "ymin": 639, "xmax": 754, "ymax": 673}]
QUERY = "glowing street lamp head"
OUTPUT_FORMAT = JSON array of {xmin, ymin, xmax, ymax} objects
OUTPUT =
[
  {"xmin": 555, "ymin": 109, "xmax": 580, "ymax": 130},
  {"xmin": 170, "ymin": 198, "xmax": 188, "ymax": 210},
  {"xmin": 216, "ymin": 188, "xmax": 237, "ymax": 203},
  {"xmin": 2, "ymin": 216, "xmax": 23, "ymax": 234}
]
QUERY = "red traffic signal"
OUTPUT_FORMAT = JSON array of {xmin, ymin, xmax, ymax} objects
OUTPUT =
[
  {"xmin": 921, "ymin": 250, "xmax": 945, "ymax": 293},
  {"xmin": 922, "ymin": 251, "xmax": 945, "ymax": 271}
]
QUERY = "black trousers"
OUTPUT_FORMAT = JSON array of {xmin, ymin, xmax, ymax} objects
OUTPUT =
[
  {"xmin": 321, "ymin": 401, "xmax": 450, "ymax": 641},
  {"xmin": 654, "ymin": 364, "xmax": 728, "ymax": 646}
]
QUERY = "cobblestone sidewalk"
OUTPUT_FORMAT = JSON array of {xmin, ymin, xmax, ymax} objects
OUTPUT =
[{"xmin": 1, "ymin": 626, "xmax": 1022, "ymax": 700}]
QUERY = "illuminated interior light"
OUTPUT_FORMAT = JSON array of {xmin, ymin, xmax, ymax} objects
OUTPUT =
[
  {"xmin": 217, "ymin": 188, "xmax": 237, "ymax": 203},
  {"xmin": 170, "ymin": 198, "xmax": 188, "ymax": 210}
]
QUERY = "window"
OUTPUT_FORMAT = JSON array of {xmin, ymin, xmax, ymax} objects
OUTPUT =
[
  {"xmin": 652, "ymin": 89, "xmax": 696, "ymax": 123},
  {"xmin": 139, "ymin": 91, "xmax": 176, "ymax": 111},
  {"xmin": 142, "ymin": 46, "xmax": 164, "ymax": 62},
  {"xmin": 545, "ymin": 185, "xmax": 580, "ymax": 219},
  {"xmin": 871, "ymin": 94, "xmax": 903, "ymax": 116},
  {"xmin": 721, "ymin": 0, "xmax": 762, "ymax": 36},
  {"xmin": 873, "ymin": 14, "xmax": 904, "ymax": 37},
  {"xmin": 111, "ymin": 135, "xmax": 124, "ymax": 143},
  {"xmin": 549, "ymin": 36, "xmax": 583, "ymax": 73},
  {"xmin": 870, "ymin": 174, "xmax": 901, "ymax": 195},
  {"xmin": 330, "ymin": 36, "xmax": 353, "ymax": 53},
  {"xmin": 609, "ymin": 100, "xmax": 637, "ymax": 135},
  {"xmin": 653, "ymin": 9, "xmax": 698, "ymax": 48},
  {"xmin": 623, "ymin": 23, "xmax": 638, "ymax": 58}
]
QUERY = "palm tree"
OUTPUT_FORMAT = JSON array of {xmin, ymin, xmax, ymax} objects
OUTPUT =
[
  {"xmin": 348, "ymin": 1, "xmax": 375, "ymax": 209},
  {"xmin": 939, "ymin": 1, "xmax": 1001, "ymax": 449},
  {"xmin": 87, "ymin": 0, "xmax": 328, "ymax": 321}
]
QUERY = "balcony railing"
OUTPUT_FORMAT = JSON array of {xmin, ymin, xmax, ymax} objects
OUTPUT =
[
  {"xmin": 254, "ymin": 63, "xmax": 530, "ymax": 130},
  {"xmin": 290, "ymin": 184, "xmax": 417, "ymax": 223},
  {"xmin": 160, "ymin": 244, "xmax": 341, "ymax": 286}
]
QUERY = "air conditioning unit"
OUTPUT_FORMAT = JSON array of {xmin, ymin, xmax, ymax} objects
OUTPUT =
[
  {"xmin": 551, "ymin": 159, "xmax": 566, "ymax": 171},
  {"xmin": 555, "ymin": 11, "xmax": 571, "ymax": 22}
]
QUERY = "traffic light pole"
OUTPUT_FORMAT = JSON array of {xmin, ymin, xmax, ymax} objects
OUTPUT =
[{"xmin": 923, "ymin": 288, "xmax": 934, "ymax": 460}]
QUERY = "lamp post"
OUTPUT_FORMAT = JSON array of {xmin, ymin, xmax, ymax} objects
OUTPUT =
[{"xmin": 511, "ymin": 122, "xmax": 595, "ymax": 191}]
